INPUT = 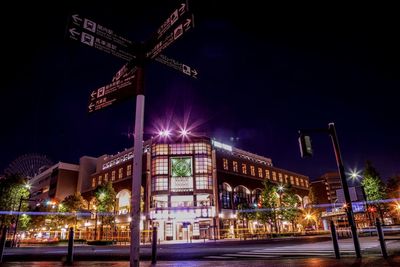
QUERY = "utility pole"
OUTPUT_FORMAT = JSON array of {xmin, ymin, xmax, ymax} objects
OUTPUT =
[
  {"xmin": 328, "ymin": 123, "xmax": 361, "ymax": 258},
  {"xmin": 298, "ymin": 122, "xmax": 362, "ymax": 258}
]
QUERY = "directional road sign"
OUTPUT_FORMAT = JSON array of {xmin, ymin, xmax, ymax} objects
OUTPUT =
[
  {"xmin": 155, "ymin": 2, "xmax": 189, "ymax": 40},
  {"xmin": 155, "ymin": 54, "xmax": 198, "ymax": 79},
  {"xmin": 146, "ymin": 14, "xmax": 194, "ymax": 59},
  {"xmin": 88, "ymin": 69, "xmax": 137, "ymax": 113},
  {"xmin": 68, "ymin": 14, "xmax": 136, "ymax": 61}
]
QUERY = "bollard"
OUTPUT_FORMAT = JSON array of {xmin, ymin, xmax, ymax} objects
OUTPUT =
[
  {"xmin": 330, "ymin": 221, "xmax": 340, "ymax": 259},
  {"xmin": 151, "ymin": 227, "xmax": 157, "ymax": 264},
  {"xmin": 375, "ymin": 218, "xmax": 388, "ymax": 258},
  {"xmin": 0, "ymin": 226, "xmax": 8, "ymax": 263},
  {"xmin": 66, "ymin": 227, "xmax": 74, "ymax": 263}
]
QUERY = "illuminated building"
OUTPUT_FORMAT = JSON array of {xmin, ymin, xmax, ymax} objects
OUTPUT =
[{"xmin": 77, "ymin": 136, "xmax": 310, "ymax": 241}]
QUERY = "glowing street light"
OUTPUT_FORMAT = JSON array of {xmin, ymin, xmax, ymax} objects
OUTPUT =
[{"xmin": 178, "ymin": 128, "xmax": 190, "ymax": 138}]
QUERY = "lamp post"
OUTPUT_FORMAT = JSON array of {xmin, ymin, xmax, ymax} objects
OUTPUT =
[
  {"xmin": 277, "ymin": 185, "xmax": 284, "ymax": 233},
  {"xmin": 12, "ymin": 196, "xmax": 36, "ymax": 248}
]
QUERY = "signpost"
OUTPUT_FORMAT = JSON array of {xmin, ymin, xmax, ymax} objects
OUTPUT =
[
  {"xmin": 88, "ymin": 71, "xmax": 137, "ymax": 113},
  {"xmin": 68, "ymin": 2, "xmax": 195, "ymax": 266},
  {"xmin": 155, "ymin": 54, "xmax": 198, "ymax": 78},
  {"xmin": 146, "ymin": 14, "xmax": 194, "ymax": 59},
  {"xmin": 67, "ymin": 14, "xmax": 136, "ymax": 61}
]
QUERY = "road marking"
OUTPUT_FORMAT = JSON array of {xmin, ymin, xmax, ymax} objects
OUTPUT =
[{"xmin": 204, "ymin": 256, "xmax": 236, "ymax": 259}]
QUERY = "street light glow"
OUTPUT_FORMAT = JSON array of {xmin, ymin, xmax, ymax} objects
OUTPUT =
[{"xmin": 278, "ymin": 185, "xmax": 284, "ymax": 192}]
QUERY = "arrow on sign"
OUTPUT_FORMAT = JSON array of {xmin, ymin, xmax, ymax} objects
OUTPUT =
[
  {"xmin": 91, "ymin": 91, "xmax": 97, "ymax": 99},
  {"xmin": 183, "ymin": 18, "xmax": 192, "ymax": 30},
  {"xmin": 155, "ymin": 54, "xmax": 198, "ymax": 79},
  {"xmin": 72, "ymin": 14, "xmax": 82, "ymax": 24},
  {"xmin": 88, "ymin": 103, "xmax": 95, "ymax": 112},
  {"xmin": 178, "ymin": 3, "xmax": 186, "ymax": 15},
  {"xmin": 191, "ymin": 68, "xmax": 198, "ymax": 78},
  {"xmin": 69, "ymin": 28, "xmax": 80, "ymax": 38}
]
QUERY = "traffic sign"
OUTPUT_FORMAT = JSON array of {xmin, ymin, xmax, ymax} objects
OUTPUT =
[
  {"xmin": 146, "ymin": 14, "xmax": 194, "ymax": 59},
  {"xmin": 155, "ymin": 54, "xmax": 198, "ymax": 79},
  {"xmin": 88, "ymin": 71, "xmax": 137, "ymax": 113},
  {"xmin": 68, "ymin": 14, "xmax": 136, "ymax": 61},
  {"xmin": 155, "ymin": 2, "xmax": 189, "ymax": 40}
]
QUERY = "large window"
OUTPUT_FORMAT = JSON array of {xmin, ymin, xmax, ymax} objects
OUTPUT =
[
  {"xmin": 221, "ymin": 183, "xmax": 232, "ymax": 209},
  {"xmin": 234, "ymin": 185, "xmax": 251, "ymax": 206},
  {"xmin": 242, "ymin": 164, "xmax": 247, "ymax": 174},
  {"xmin": 170, "ymin": 143, "xmax": 193, "ymax": 155},
  {"xmin": 152, "ymin": 156, "xmax": 168, "ymax": 175},
  {"xmin": 171, "ymin": 157, "xmax": 193, "ymax": 192},
  {"xmin": 223, "ymin": 158, "xmax": 228, "ymax": 170},
  {"xmin": 194, "ymin": 142, "xmax": 211, "ymax": 155},
  {"xmin": 152, "ymin": 144, "xmax": 169, "ymax": 156},
  {"xmin": 196, "ymin": 175, "xmax": 213, "ymax": 190},
  {"xmin": 127, "ymin": 165, "xmax": 132, "ymax": 176},
  {"xmin": 152, "ymin": 176, "xmax": 168, "ymax": 191},
  {"xmin": 250, "ymin": 166, "xmax": 255, "ymax": 176},
  {"xmin": 265, "ymin": 169, "xmax": 270, "ymax": 179},
  {"xmin": 233, "ymin": 161, "xmax": 238, "ymax": 172},
  {"xmin": 258, "ymin": 168, "xmax": 263, "ymax": 178},
  {"xmin": 195, "ymin": 156, "xmax": 211, "ymax": 174}
]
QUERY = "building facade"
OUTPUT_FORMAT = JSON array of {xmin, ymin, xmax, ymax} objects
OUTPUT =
[
  {"xmin": 29, "ymin": 162, "xmax": 80, "ymax": 204},
  {"xmin": 77, "ymin": 137, "xmax": 310, "ymax": 241}
]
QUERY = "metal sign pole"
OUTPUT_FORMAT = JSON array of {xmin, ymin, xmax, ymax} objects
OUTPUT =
[
  {"xmin": 328, "ymin": 122, "xmax": 361, "ymax": 258},
  {"xmin": 130, "ymin": 65, "xmax": 145, "ymax": 267}
]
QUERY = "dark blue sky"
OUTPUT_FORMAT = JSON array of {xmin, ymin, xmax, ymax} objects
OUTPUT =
[{"xmin": 1, "ymin": 1, "xmax": 399, "ymax": 181}]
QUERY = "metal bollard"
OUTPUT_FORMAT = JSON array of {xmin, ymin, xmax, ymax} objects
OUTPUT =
[
  {"xmin": 0, "ymin": 226, "xmax": 8, "ymax": 263},
  {"xmin": 375, "ymin": 218, "xmax": 388, "ymax": 258},
  {"xmin": 330, "ymin": 221, "xmax": 340, "ymax": 259},
  {"xmin": 151, "ymin": 227, "xmax": 157, "ymax": 264},
  {"xmin": 67, "ymin": 227, "xmax": 74, "ymax": 263}
]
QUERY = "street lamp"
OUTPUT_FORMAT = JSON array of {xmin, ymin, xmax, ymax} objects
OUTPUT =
[{"xmin": 277, "ymin": 185, "xmax": 284, "ymax": 233}]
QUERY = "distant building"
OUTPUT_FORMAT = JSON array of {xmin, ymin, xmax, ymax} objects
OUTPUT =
[
  {"xmin": 310, "ymin": 172, "xmax": 342, "ymax": 206},
  {"xmin": 29, "ymin": 162, "xmax": 80, "ymax": 204}
]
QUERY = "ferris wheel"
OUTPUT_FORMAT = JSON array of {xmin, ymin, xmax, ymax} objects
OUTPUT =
[{"xmin": 4, "ymin": 153, "xmax": 53, "ymax": 179}]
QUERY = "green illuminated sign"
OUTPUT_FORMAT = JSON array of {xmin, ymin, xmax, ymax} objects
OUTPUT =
[{"xmin": 171, "ymin": 157, "xmax": 192, "ymax": 177}]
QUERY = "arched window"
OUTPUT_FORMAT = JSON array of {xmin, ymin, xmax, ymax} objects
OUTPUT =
[
  {"xmin": 252, "ymin": 188, "xmax": 262, "ymax": 205},
  {"xmin": 221, "ymin": 183, "xmax": 232, "ymax": 209},
  {"xmin": 303, "ymin": 196, "xmax": 310, "ymax": 208},
  {"xmin": 116, "ymin": 189, "xmax": 131, "ymax": 214},
  {"xmin": 234, "ymin": 185, "xmax": 251, "ymax": 207}
]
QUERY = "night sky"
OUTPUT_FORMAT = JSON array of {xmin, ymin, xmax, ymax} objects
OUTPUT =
[{"xmin": 1, "ymin": 1, "xmax": 399, "ymax": 181}]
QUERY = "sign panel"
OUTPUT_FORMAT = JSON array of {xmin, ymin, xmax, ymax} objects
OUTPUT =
[
  {"xmin": 88, "ymin": 70, "xmax": 137, "ymax": 113},
  {"xmin": 155, "ymin": 2, "xmax": 189, "ymax": 40},
  {"xmin": 155, "ymin": 54, "xmax": 198, "ymax": 79},
  {"xmin": 68, "ymin": 14, "xmax": 136, "ymax": 61},
  {"xmin": 146, "ymin": 14, "xmax": 194, "ymax": 59}
]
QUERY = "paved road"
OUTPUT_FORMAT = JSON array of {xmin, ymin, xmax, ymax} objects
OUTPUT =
[
  {"xmin": 2, "ymin": 235, "xmax": 399, "ymax": 262},
  {"xmin": 2, "ymin": 257, "xmax": 400, "ymax": 267}
]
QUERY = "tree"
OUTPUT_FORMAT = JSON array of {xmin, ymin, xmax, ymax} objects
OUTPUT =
[
  {"xmin": 280, "ymin": 187, "xmax": 301, "ymax": 232},
  {"xmin": 94, "ymin": 182, "xmax": 116, "ymax": 240},
  {"xmin": 362, "ymin": 161, "xmax": 386, "ymax": 223},
  {"xmin": 386, "ymin": 175, "xmax": 400, "ymax": 199},
  {"xmin": 237, "ymin": 202, "xmax": 256, "ymax": 231},
  {"xmin": 59, "ymin": 193, "xmax": 86, "ymax": 229},
  {"xmin": 0, "ymin": 174, "xmax": 30, "ymax": 226},
  {"xmin": 257, "ymin": 180, "xmax": 279, "ymax": 233}
]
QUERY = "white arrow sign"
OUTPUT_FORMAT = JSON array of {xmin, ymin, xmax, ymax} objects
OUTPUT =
[
  {"xmin": 69, "ymin": 28, "xmax": 80, "ymax": 38},
  {"xmin": 72, "ymin": 14, "xmax": 82, "ymax": 25}
]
